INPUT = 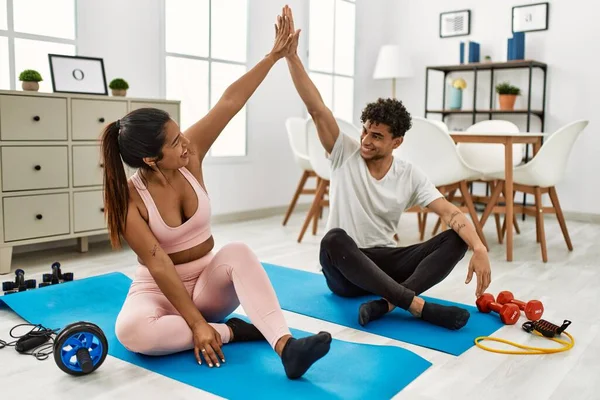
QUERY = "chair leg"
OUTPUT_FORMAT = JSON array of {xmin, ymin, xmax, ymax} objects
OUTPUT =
[
  {"xmin": 283, "ymin": 170, "xmax": 310, "ymax": 226},
  {"xmin": 495, "ymin": 214, "xmax": 503, "ymax": 244},
  {"xmin": 298, "ymin": 179, "xmax": 328, "ymax": 243},
  {"xmin": 549, "ymin": 186, "xmax": 573, "ymax": 251},
  {"xmin": 459, "ymin": 181, "xmax": 488, "ymax": 250},
  {"xmin": 312, "ymin": 182, "xmax": 327, "ymax": 235},
  {"xmin": 534, "ymin": 187, "xmax": 548, "ymax": 262},
  {"xmin": 480, "ymin": 181, "xmax": 503, "ymax": 228},
  {"xmin": 420, "ymin": 212, "xmax": 428, "ymax": 241}
]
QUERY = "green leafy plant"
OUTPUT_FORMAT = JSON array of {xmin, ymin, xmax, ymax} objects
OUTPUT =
[
  {"xmin": 495, "ymin": 82, "xmax": 521, "ymax": 95},
  {"xmin": 19, "ymin": 69, "xmax": 43, "ymax": 82},
  {"xmin": 109, "ymin": 78, "xmax": 129, "ymax": 90}
]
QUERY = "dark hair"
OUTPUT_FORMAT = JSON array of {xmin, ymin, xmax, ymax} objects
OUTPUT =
[
  {"xmin": 360, "ymin": 98, "xmax": 412, "ymax": 138},
  {"xmin": 101, "ymin": 107, "xmax": 171, "ymax": 248}
]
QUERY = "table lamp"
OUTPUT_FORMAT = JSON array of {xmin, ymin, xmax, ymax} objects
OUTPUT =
[{"xmin": 373, "ymin": 44, "xmax": 413, "ymax": 98}]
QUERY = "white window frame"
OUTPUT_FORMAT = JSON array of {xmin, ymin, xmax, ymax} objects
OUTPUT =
[
  {"xmin": 160, "ymin": 0, "xmax": 250, "ymax": 163},
  {"xmin": 0, "ymin": 0, "xmax": 78, "ymax": 91},
  {"xmin": 306, "ymin": 0, "xmax": 357, "ymax": 123}
]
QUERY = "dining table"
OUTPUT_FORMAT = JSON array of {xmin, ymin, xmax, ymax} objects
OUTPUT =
[{"xmin": 449, "ymin": 131, "xmax": 547, "ymax": 261}]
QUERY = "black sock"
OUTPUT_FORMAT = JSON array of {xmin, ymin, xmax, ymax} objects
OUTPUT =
[
  {"xmin": 225, "ymin": 318, "xmax": 265, "ymax": 342},
  {"xmin": 420, "ymin": 301, "xmax": 470, "ymax": 330},
  {"xmin": 281, "ymin": 332, "xmax": 332, "ymax": 379},
  {"xmin": 358, "ymin": 299, "xmax": 389, "ymax": 326}
]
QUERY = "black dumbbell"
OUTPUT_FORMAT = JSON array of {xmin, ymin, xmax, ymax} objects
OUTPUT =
[
  {"xmin": 40, "ymin": 262, "xmax": 73, "ymax": 287},
  {"xmin": 3, "ymin": 269, "xmax": 36, "ymax": 294}
]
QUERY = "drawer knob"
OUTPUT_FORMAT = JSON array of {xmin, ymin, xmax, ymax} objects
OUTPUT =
[
  {"xmin": 35, "ymin": 214, "xmax": 43, "ymax": 220},
  {"xmin": 100, "ymin": 207, "xmax": 105, "ymax": 213},
  {"xmin": 34, "ymin": 165, "xmax": 41, "ymax": 171},
  {"xmin": 33, "ymin": 116, "xmax": 40, "ymax": 122},
  {"xmin": 99, "ymin": 117, "xmax": 105, "ymax": 123},
  {"xmin": 99, "ymin": 163, "xmax": 104, "ymax": 168}
]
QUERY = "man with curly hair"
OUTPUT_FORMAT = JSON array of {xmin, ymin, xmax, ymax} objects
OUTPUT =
[{"xmin": 281, "ymin": 6, "xmax": 491, "ymax": 331}]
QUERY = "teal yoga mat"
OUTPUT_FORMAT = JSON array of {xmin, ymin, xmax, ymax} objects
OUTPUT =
[
  {"xmin": 0, "ymin": 272, "xmax": 431, "ymax": 400},
  {"xmin": 262, "ymin": 263, "xmax": 504, "ymax": 356}
]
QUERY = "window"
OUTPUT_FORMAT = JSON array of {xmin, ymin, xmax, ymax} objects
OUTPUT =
[
  {"xmin": 308, "ymin": 0, "xmax": 356, "ymax": 123},
  {"xmin": 0, "ymin": 0, "xmax": 76, "ymax": 92},
  {"xmin": 164, "ymin": 0, "xmax": 248, "ymax": 158}
]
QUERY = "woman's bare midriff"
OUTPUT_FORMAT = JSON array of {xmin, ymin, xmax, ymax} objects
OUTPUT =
[{"xmin": 167, "ymin": 235, "xmax": 215, "ymax": 265}]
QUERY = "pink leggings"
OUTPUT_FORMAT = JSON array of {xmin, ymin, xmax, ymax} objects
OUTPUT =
[{"xmin": 115, "ymin": 242, "xmax": 291, "ymax": 355}]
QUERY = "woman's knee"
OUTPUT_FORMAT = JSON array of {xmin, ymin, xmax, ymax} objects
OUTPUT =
[{"xmin": 115, "ymin": 314, "xmax": 157, "ymax": 355}]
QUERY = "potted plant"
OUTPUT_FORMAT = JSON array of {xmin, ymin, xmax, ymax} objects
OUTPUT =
[
  {"xmin": 19, "ymin": 69, "xmax": 43, "ymax": 91},
  {"xmin": 109, "ymin": 78, "xmax": 129, "ymax": 96},
  {"xmin": 449, "ymin": 77, "xmax": 467, "ymax": 110},
  {"xmin": 496, "ymin": 81, "xmax": 521, "ymax": 110}
]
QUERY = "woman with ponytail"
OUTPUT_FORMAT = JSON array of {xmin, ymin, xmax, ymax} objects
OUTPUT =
[{"xmin": 101, "ymin": 7, "xmax": 330, "ymax": 380}]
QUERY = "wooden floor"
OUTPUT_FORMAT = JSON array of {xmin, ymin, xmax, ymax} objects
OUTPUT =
[{"xmin": 1, "ymin": 209, "xmax": 598, "ymax": 400}]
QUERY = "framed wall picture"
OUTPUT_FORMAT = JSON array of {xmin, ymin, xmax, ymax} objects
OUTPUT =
[
  {"xmin": 440, "ymin": 10, "xmax": 471, "ymax": 38},
  {"xmin": 512, "ymin": 2, "xmax": 549, "ymax": 33},
  {"xmin": 48, "ymin": 54, "xmax": 108, "ymax": 95}
]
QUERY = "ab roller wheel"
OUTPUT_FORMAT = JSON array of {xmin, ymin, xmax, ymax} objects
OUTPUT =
[{"xmin": 53, "ymin": 322, "xmax": 108, "ymax": 376}]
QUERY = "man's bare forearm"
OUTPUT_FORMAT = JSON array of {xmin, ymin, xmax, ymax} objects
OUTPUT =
[{"xmin": 445, "ymin": 210, "xmax": 486, "ymax": 252}]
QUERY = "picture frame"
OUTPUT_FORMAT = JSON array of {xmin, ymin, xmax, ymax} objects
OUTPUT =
[
  {"xmin": 439, "ymin": 10, "xmax": 471, "ymax": 38},
  {"xmin": 48, "ymin": 54, "xmax": 108, "ymax": 95},
  {"xmin": 512, "ymin": 2, "xmax": 549, "ymax": 33}
]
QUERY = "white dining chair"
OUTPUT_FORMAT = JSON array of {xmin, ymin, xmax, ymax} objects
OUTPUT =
[
  {"xmin": 482, "ymin": 120, "xmax": 589, "ymax": 262},
  {"xmin": 282, "ymin": 117, "xmax": 319, "ymax": 226},
  {"xmin": 446, "ymin": 120, "xmax": 523, "ymax": 242},
  {"xmin": 394, "ymin": 117, "xmax": 487, "ymax": 246}
]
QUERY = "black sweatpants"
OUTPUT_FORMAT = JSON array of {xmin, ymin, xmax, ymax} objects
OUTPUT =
[{"xmin": 319, "ymin": 228, "xmax": 468, "ymax": 310}]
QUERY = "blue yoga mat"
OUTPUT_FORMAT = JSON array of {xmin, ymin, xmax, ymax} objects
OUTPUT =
[
  {"xmin": 0, "ymin": 272, "xmax": 431, "ymax": 400},
  {"xmin": 262, "ymin": 263, "xmax": 504, "ymax": 356}
]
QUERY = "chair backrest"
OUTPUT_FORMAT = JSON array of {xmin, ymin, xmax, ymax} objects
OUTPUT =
[
  {"xmin": 465, "ymin": 120, "xmax": 520, "ymax": 134},
  {"xmin": 335, "ymin": 117, "xmax": 362, "ymax": 142},
  {"xmin": 285, "ymin": 117, "xmax": 312, "ymax": 171},
  {"xmin": 394, "ymin": 116, "xmax": 471, "ymax": 186},
  {"xmin": 429, "ymin": 119, "xmax": 449, "ymax": 132},
  {"xmin": 305, "ymin": 117, "xmax": 363, "ymax": 180},
  {"xmin": 524, "ymin": 120, "xmax": 589, "ymax": 187},
  {"xmin": 458, "ymin": 119, "xmax": 523, "ymax": 173},
  {"xmin": 306, "ymin": 119, "xmax": 332, "ymax": 180}
]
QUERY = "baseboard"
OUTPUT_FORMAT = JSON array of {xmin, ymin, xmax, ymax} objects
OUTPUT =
[
  {"xmin": 211, "ymin": 203, "xmax": 311, "ymax": 224},
  {"xmin": 562, "ymin": 211, "xmax": 600, "ymax": 224}
]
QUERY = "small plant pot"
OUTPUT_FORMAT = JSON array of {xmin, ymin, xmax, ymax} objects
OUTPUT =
[
  {"xmin": 112, "ymin": 89, "xmax": 127, "ymax": 97},
  {"xmin": 22, "ymin": 81, "xmax": 39, "ymax": 91},
  {"xmin": 498, "ymin": 94, "xmax": 517, "ymax": 110}
]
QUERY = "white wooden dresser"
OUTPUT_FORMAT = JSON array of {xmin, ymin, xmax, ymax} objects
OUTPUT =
[{"xmin": 0, "ymin": 89, "xmax": 180, "ymax": 274}]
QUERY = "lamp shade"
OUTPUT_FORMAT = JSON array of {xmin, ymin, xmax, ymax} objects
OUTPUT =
[{"xmin": 373, "ymin": 44, "xmax": 413, "ymax": 79}]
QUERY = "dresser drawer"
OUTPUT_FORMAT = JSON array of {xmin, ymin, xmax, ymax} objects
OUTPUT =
[
  {"xmin": 72, "ymin": 145, "xmax": 103, "ymax": 187},
  {"xmin": 3, "ymin": 193, "xmax": 70, "ymax": 241},
  {"xmin": 74, "ymin": 191, "xmax": 106, "ymax": 232},
  {"xmin": 0, "ymin": 95, "xmax": 67, "ymax": 141},
  {"xmin": 72, "ymin": 99, "xmax": 127, "ymax": 140},
  {"xmin": 1, "ymin": 146, "xmax": 68, "ymax": 191},
  {"xmin": 130, "ymin": 102, "xmax": 179, "ymax": 124}
]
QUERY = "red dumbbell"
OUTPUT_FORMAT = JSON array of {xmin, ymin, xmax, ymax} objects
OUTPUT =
[
  {"xmin": 476, "ymin": 293, "xmax": 521, "ymax": 325},
  {"xmin": 496, "ymin": 291, "xmax": 544, "ymax": 321}
]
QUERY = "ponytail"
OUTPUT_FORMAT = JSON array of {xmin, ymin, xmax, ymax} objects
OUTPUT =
[{"xmin": 101, "ymin": 121, "xmax": 129, "ymax": 249}]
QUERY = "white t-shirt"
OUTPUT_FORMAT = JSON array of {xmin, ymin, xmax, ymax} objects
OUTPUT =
[{"xmin": 325, "ymin": 132, "xmax": 443, "ymax": 248}]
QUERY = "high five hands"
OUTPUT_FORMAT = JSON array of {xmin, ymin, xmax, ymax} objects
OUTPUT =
[{"xmin": 269, "ymin": 5, "xmax": 301, "ymax": 60}]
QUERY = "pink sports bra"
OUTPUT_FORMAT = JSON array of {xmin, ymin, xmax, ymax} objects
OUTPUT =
[{"xmin": 130, "ymin": 167, "xmax": 212, "ymax": 254}]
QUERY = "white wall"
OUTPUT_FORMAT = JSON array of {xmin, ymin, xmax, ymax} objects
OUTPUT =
[{"xmin": 389, "ymin": 0, "xmax": 600, "ymax": 216}]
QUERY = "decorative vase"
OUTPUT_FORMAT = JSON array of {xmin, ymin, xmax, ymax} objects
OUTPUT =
[
  {"xmin": 22, "ymin": 81, "xmax": 39, "ymax": 91},
  {"xmin": 498, "ymin": 94, "xmax": 517, "ymax": 110},
  {"xmin": 449, "ymin": 87, "xmax": 463, "ymax": 110},
  {"xmin": 112, "ymin": 89, "xmax": 126, "ymax": 96}
]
